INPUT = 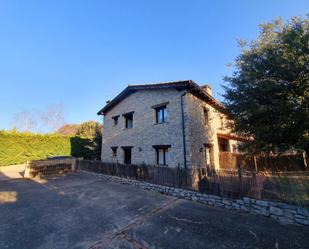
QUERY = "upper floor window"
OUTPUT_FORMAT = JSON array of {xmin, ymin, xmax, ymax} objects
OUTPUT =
[
  {"xmin": 220, "ymin": 116, "xmax": 224, "ymax": 129},
  {"xmin": 203, "ymin": 109, "xmax": 209, "ymax": 125},
  {"xmin": 112, "ymin": 115, "xmax": 119, "ymax": 126},
  {"xmin": 155, "ymin": 106, "xmax": 167, "ymax": 123},
  {"xmin": 152, "ymin": 102, "xmax": 169, "ymax": 124},
  {"xmin": 123, "ymin": 112, "xmax": 134, "ymax": 129}
]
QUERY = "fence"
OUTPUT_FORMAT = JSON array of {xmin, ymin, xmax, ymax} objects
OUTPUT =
[
  {"xmin": 77, "ymin": 160, "xmax": 194, "ymax": 189},
  {"xmin": 77, "ymin": 160, "xmax": 261, "ymax": 199},
  {"xmin": 77, "ymin": 160, "xmax": 309, "ymax": 206},
  {"xmin": 219, "ymin": 152, "xmax": 308, "ymax": 171},
  {"xmin": 201, "ymin": 171, "xmax": 258, "ymax": 198}
]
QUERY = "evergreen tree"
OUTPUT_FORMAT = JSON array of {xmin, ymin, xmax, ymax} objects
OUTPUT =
[{"xmin": 223, "ymin": 16, "xmax": 309, "ymax": 153}]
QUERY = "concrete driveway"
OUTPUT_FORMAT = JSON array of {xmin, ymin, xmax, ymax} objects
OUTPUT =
[
  {"xmin": 0, "ymin": 164, "xmax": 25, "ymax": 181},
  {"xmin": 0, "ymin": 171, "xmax": 308, "ymax": 249}
]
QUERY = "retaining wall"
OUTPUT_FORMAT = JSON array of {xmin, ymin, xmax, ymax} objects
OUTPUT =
[{"xmin": 81, "ymin": 170, "xmax": 309, "ymax": 226}]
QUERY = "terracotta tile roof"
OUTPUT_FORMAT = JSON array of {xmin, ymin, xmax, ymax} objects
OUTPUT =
[{"xmin": 97, "ymin": 80, "xmax": 224, "ymax": 115}]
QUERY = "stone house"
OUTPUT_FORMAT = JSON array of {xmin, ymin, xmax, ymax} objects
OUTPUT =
[{"xmin": 97, "ymin": 80, "xmax": 244, "ymax": 171}]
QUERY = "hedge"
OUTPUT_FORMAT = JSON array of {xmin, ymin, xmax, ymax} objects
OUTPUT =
[{"xmin": 0, "ymin": 131, "xmax": 101, "ymax": 166}]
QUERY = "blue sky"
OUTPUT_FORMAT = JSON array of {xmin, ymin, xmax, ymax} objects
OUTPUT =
[{"xmin": 0, "ymin": 0, "xmax": 308, "ymax": 131}]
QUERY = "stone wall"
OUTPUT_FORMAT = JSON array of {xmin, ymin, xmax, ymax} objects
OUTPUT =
[
  {"xmin": 81, "ymin": 170, "xmax": 309, "ymax": 226},
  {"xmin": 184, "ymin": 93, "xmax": 242, "ymax": 170},
  {"xmin": 102, "ymin": 88, "xmax": 187, "ymax": 167},
  {"xmin": 101, "ymin": 84, "xmax": 244, "ymax": 171},
  {"xmin": 24, "ymin": 158, "xmax": 77, "ymax": 178}
]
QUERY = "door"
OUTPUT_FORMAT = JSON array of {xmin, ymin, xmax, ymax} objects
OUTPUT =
[{"xmin": 123, "ymin": 148, "xmax": 132, "ymax": 164}]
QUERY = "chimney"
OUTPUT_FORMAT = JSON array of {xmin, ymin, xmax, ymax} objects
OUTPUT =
[{"xmin": 201, "ymin": 84, "xmax": 212, "ymax": 96}]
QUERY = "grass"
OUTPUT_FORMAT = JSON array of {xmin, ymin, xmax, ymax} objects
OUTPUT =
[{"xmin": 262, "ymin": 175, "xmax": 309, "ymax": 207}]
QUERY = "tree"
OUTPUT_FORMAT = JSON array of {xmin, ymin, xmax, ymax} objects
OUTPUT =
[
  {"xmin": 40, "ymin": 103, "xmax": 65, "ymax": 132},
  {"xmin": 56, "ymin": 124, "xmax": 79, "ymax": 136},
  {"xmin": 76, "ymin": 121, "xmax": 103, "ymax": 160},
  {"xmin": 223, "ymin": 16, "xmax": 309, "ymax": 154},
  {"xmin": 11, "ymin": 109, "xmax": 37, "ymax": 132},
  {"xmin": 76, "ymin": 121, "xmax": 103, "ymax": 138}
]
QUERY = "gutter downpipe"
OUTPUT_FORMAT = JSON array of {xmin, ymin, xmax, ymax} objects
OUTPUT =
[{"xmin": 180, "ymin": 92, "xmax": 187, "ymax": 171}]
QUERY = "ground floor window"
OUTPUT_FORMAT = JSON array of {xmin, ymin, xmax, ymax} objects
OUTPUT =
[
  {"xmin": 111, "ymin": 147, "xmax": 118, "ymax": 158},
  {"xmin": 204, "ymin": 143, "xmax": 214, "ymax": 170},
  {"xmin": 153, "ymin": 145, "xmax": 171, "ymax": 166},
  {"xmin": 205, "ymin": 147, "xmax": 211, "ymax": 165}
]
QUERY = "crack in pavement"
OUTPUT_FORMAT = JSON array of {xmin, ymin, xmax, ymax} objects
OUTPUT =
[
  {"xmin": 88, "ymin": 198, "xmax": 180, "ymax": 249},
  {"xmin": 168, "ymin": 215, "xmax": 203, "ymax": 224}
]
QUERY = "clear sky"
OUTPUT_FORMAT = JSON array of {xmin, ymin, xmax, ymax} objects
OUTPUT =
[{"xmin": 0, "ymin": 0, "xmax": 308, "ymax": 131}]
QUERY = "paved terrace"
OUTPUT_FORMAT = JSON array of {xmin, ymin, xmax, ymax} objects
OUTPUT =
[{"xmin": 0, "ymin": 171, "xmax": 308, "ymax": 249}]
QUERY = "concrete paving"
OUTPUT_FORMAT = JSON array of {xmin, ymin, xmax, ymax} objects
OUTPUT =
[
  {"xmin": 0, "ymin": 171, "xmax": 308, "ymax": 249},
  {"xmin": 0, "ymin": 164, "xmax": 25, "ymax": 181}
]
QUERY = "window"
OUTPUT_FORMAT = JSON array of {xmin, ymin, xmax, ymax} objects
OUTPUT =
[
  {"xmin": 204, "ymin": 109, "xmax": 209, "ymax": 125},
  {"xmin": 204, "ymin": 143, "xmax": 213, "ymax": 167},
  {"xmin": 220, "ymin": 116, "xmax": 224, "ymax": 129},
  {"xmin": 153, "ymin": 145, "xmax": 171, "ymax": 165},
  {"xmin": 232, "ymin": 144, "xmax": 238, "ymax": 153},
  {"xmin": 111, "ymin": 147, "xmax": 118, "ymax": 158},
  {"xmin": 112, "ymin": 116, "xmax": 119, "ymax": 126},
  {"xmin": 155, "ymin": 106, "xmax": 167, "ymax": 123},
  {"xmin": 123, "ymin": 112, "xmax": 134, "ymax": 129},
  {"xmin": 122, "ymin": 146, "xmax": 133, "ymax": 164},
  {"xmin": 152, "ymin": 102, "xmax": 169, "ymax": 124},
  {"xmin": 157, "ymin": 148, "xmax": 167, "ymax": 165},
  {"xmin": 126, "ymin": 115, "xmax": 133, "ymax": 128}
]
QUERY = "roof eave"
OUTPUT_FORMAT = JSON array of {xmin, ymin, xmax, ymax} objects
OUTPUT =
[
  {"xmin": 97, "ymin": 80, "xmax": 195, "ymax": 115},
  {"xmin": 188, "ymin": 87, "xmax": 225, "ymax": 110}
]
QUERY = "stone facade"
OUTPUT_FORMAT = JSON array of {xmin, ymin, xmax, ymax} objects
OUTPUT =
[
  {"xmin": 81, "ymin": 170, "xmax": 309, "ymax": 226},
  {"xmin": 101, "ymin": 82, "xmax": 242, "ymax": 169},
  {"xmin": 102, "ymin": 88, "xmax": 187, "ymax": 167},
  {"xmin": 184, "ymin": 93, "xmax": 241, "ymax": 170}
]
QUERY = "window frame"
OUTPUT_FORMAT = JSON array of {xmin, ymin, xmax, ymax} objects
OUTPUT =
[
  {"xmin": 220, "ymin": 116, "xmax": 224, "ymax": 129},
  {"xmin": 152, "ymin": 102, "xmax": 169, "ymax": 124},
  {"xmin": 111, "ymin": 146, "xmax": 118, "ymax": 158},
  {"xmin": 152, "ymin": 145, "xmax": 171, "ymax": 166},
  {"xmin": 155, "ymin": 106, "xmax": 167, "ymax": 124},
  {"xmin": 122, "ymin": 112, "xmax": 134, "ymax": 129},
  {"xmin": 121, "ymin": 146, "xmax": 133, "ymax": 164},
  {"xmin": 203, "ymin": 108, "xmax": 209, "ymax": 125},
  {"xmin": 112, "ymin": 115, "xmax": 119, "ymax": 126}
]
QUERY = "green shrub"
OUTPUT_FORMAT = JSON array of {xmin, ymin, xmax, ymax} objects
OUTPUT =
[{"xmin": 0, "ymin": 131, "xmax": 101, "ymax": 166}]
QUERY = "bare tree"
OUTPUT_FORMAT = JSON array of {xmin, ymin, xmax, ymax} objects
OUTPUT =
[
  {"xmin": 11, "ymin": 109, "xmax": 37, "ymax": 132},
  {"xmin": 40, "ymin": 103, "xmax": 65, "ymax": 132}
]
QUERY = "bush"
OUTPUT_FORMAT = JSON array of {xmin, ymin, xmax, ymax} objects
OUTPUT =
[{"xmin": 0, "ymin": 131, "xmax": 101, "ymax": 166}]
